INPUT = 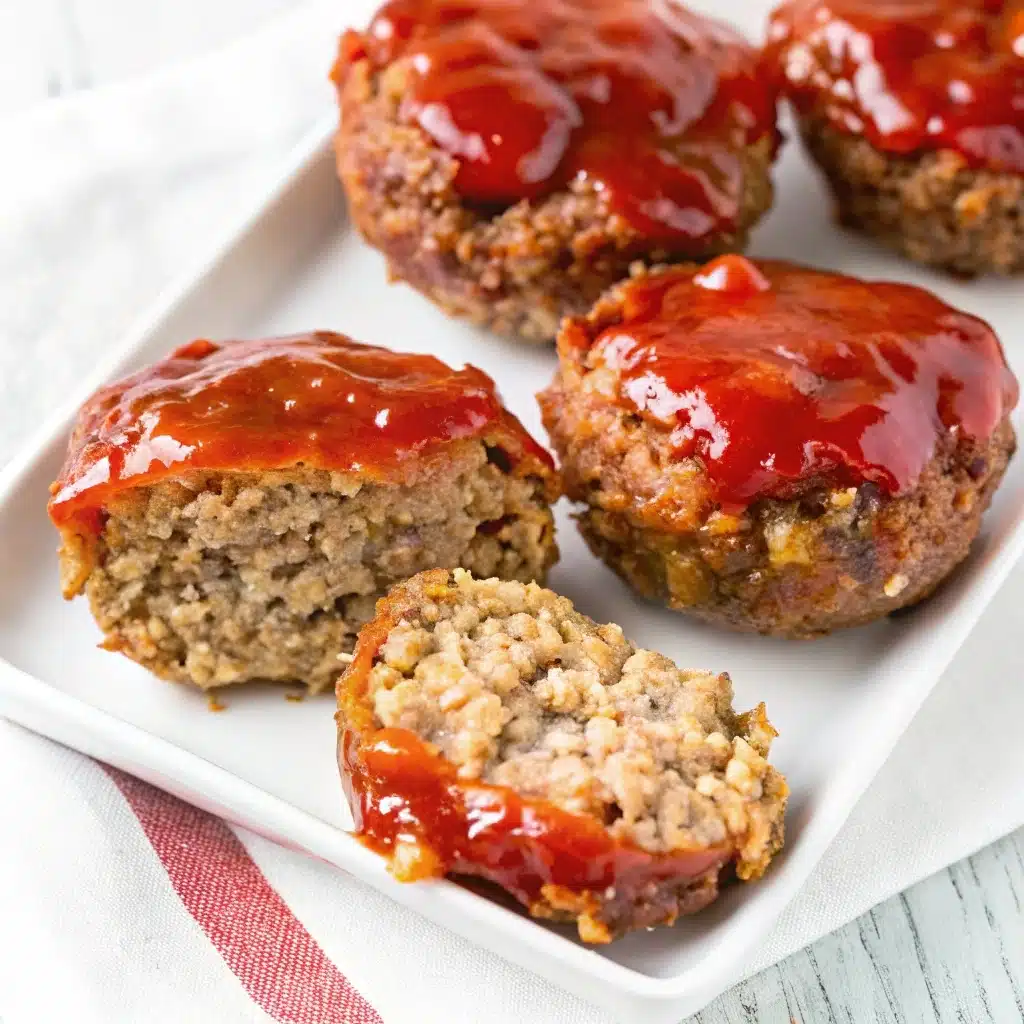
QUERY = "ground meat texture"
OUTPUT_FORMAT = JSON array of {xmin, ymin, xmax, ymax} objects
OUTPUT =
[
  {"xmin": 56, "ymin": 449, "xmax": 556, "ymax": 693},
  {"xmin": 332, "ymin": 16, "xmax": 777, "ymax": 344},
  {"xmin": 337, "ymin": 568, "xmax": 787, "ymax": 943},
  {"xmin": 799, "ymin": 118, "xmax": 1024, "ymax": 277},
  {"xmin": 538, "ymin": 259, "xmax": 1018, "ymax": 638}
]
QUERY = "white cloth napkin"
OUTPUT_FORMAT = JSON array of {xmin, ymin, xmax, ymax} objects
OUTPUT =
[{"xmin": 1, "ymin": 3, "xmax": 1023, "ymax": 1021}]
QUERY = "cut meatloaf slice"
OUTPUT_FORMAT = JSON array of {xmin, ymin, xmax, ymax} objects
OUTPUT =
[
  {"xmin": 49, "ymin": 333, "xmax": 559, "ymax": 692},
  {"xmin": 337, "ymin": 568, "xmax": 787, "ymax": 942}
]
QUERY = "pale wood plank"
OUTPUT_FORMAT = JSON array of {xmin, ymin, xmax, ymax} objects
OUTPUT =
[{"xmin": 693, "ymin": 828, "xmax": 1024, "ymax": 1023}]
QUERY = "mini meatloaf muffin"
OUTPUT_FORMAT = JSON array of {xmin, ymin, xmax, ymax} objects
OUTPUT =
[
  {"xmin": 49, "ymin": 333, "xmax": 558, "ymax": 692},
  {"xmin": 337, "ymin": 568, "xmax": 787, "ymax": 942},
  {"xmin": 539, "ymin": 255, "xmax": 1018, "ymax": 637},
  {"xmin": 332, "ymin": 0, "xmax": 780, "ymax": 343},
  {"xmin": 768, "ymin": 0, "xmax": 1024, "ymax": 275}
]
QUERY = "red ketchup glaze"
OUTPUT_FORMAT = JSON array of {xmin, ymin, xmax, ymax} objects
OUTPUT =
[
  {"xmin": 768, "ymin": 0, "xmax": 1024, "ymax": 173},
  {"xmin": 337, "ymin": 593, "xmax": 729, "ymax": 925},
  {"xmin": 49, "ymin": 333, "xmax": 552, "ymax": 535},
  {"xmin": 574, "ymin": 255, "xmax": 1018, "ymax": 513},
  {"xmin": 336, "ymin": 0, "xmax": 779, "ymax": 243},
  {"xmin": 340, "ymin": 728, "xmax": 729, "ymax": 915}
]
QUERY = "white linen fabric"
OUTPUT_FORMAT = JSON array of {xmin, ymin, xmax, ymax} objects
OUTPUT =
[{"xmin": 0, "ymin": 2, "xmax": 1022, "ymax": 1021}]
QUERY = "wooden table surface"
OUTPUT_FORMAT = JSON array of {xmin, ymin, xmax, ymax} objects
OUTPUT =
[{"xmin": 2, "ymin": 2, "xmax": 1022, "ymax": 1021}]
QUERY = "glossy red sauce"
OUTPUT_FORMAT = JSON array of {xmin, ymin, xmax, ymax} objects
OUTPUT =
[
  {"xmin": 769, "ymin": 0, "xmax": 1024, "ymax": 172},
  {"xmin": 336, "ymin": 0, "xmax": 779, "ymax": 243},
  {"xmin": 337, "ymin": 587, "xmax": 729, "ymax": 928},
  {"xmin": 341, "ymin": 727, "xmax": 728, "ymax": 916},
  {"xmin": 571, "ymin": 255, "xmax": 1018, "ymax": 511},
  {"xmin": 49, "ymin": 333, "xmax": 552, "ymax": 535}
]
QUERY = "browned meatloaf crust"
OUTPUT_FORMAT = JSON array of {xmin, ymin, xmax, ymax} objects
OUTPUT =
[
  {"xmin": 539, "ymin": 266, "xmax": 1017, "ymax": 638},
  {"xmin": 800, "ymin": 117, "xmax": 1024, "ymax": 277},
  {"xmin": 333, "ymin": 57, "xmax": 775, "ymax": 344},
  {"xmin": 337, "ymin": 568, "xmax": 787, "ymax": 941}
]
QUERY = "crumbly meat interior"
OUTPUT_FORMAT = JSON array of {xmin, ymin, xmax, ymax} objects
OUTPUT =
[
  {"xmin": 62, "ymin": 446, "xmax": 555, "ymax": 692},
  {"xmin": 365, "ymin": 570, "xmax": 786, "ymax": 876}
]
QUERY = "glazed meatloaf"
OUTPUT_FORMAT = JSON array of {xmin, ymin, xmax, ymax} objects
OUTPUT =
[
  {"xmin": 539, "ymin": 255, "xmax": 1019, "ymax": 637},
  {"xmin": 337, "ymin": 568, "xmax": 787, "ymax": 942},
  {"xmin": 332, "ymin": 0, "xmax": 779, "ymax": 343},
  {"xmin": 769, "ymin": 0, "xmax": 1024, "ymax": 276},
  {"xmin": 49, "ymin": 333, "xmax": 558, "ymax": 692}
]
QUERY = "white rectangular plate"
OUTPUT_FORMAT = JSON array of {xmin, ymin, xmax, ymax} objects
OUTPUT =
[{"xmin": 2, "ymin": 83, "xmax": 1023, "ymax": 1024}]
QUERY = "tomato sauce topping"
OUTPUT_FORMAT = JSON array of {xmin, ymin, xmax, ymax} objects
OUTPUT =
[
  {"xmin": 336, "ymin": 0, "xmax": 779, "ymax": 243},
  {"xmin": 769, "ymin": 0, "xmax": 1024, "ymax": 172},
  {"xmin": 49, "ymin": 333, "xmax": 552, "ymax": 535},
  {"xmin": 570, "ymin": 255, "xmax": 1018, "ymax": 512},
  {"xmin": 340, "ymin": 727, "xmax": 729, "ymax": 918}
]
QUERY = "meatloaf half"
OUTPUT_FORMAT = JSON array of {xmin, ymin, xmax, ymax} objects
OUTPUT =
[
  {"xmin": 337, "ymin": 568, "xmax": 787, "ymax": 943},
  {"xmin": 49, "ymin": 333, "xmax": 558, "ymax": 692},
  {"xmin": 768, "ymin": 0, "xmax": 1024, "ymax": 276},
  {"xmin": 332, "ymin": 0, "xmax": 779, "ymax": 343},
  {"xmin": 539, "ymin": 255, "xmax": 1018, "ymax": 637}
]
